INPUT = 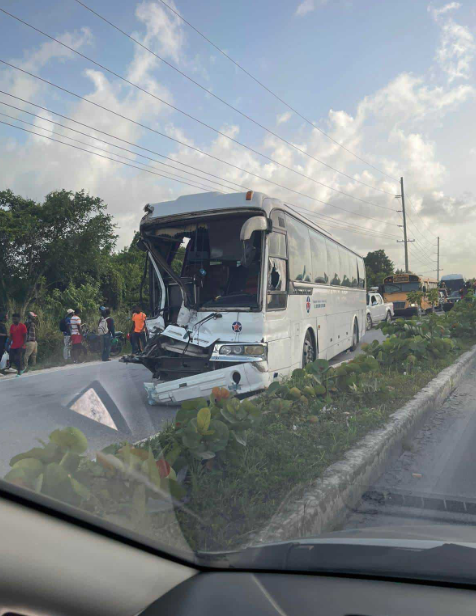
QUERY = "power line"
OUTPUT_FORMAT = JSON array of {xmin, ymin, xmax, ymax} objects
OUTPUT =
[
  {"xmin": 406, "ymin": 194, "xmax": 439, "ymax": 239},
  {"xmin": 0, "ymin": 98, "xmax": 404, "ymax": 245},
  {"xmin": 289, "ymin": 203, "xmax": 401, "ymax": 240},
  {"xmin": 149, "ymin": 0, "xmax": 400, "ymax": 183},
  {"xmin": 0, "ymin": 62, "xmax": 402, "ymax": 228},
  {"xmin": 0, "ymin": 110, "xmax": 234, "ymax": 194},
  {"xmin": 0, "ymin": 9, "xmax": 399, "ymax": 213},
  {"xmin": 71, "ymin": 0, "xmax": 396, "ymax": 198},
  {"xmin": 0, "ymin": 90, "xmax": 248, "ymax": 192},
  {"xmin": 0, "ymin": 119, "xmax": 231, "ymax": 194},
  {"xmin": 0, "ymin": 103, "xmax": 243, "ymax": 193}
]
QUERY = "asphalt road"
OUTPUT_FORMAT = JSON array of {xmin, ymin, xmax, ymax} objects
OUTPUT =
[
  {"xmin": 343, "ymin": 362, "xmax": 476, "ymax": 531},
  {"xmin": 0, "ymin": 327, "xmax": 386, "ymax": 476}
]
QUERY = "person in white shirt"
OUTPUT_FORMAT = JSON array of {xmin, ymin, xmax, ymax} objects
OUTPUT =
[{"xmin": 69, "ymin": 309, "xmax": 83, "ymax": 364}]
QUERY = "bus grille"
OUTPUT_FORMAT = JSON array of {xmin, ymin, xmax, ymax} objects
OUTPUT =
[{"xmin": 393, "ymin": 301, "xmax": 406, "ymax": 310}]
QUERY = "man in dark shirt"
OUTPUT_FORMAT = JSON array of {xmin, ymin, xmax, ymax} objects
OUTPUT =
[{"xmin": 9, "ymin": 313, "xmax": 27, "ymax": 376}]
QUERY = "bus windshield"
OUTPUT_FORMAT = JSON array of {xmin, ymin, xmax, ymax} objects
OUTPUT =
[{"xmin": 384, "ymin": 281, "xmax": 421, "ymax": 294}]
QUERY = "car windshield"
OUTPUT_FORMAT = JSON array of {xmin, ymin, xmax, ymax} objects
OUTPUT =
[{"xmin": 2, "ymin": 0, "xmax": 476, "ymax": 586}]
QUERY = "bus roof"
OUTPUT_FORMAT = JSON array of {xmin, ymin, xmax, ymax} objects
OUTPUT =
[
  {"xmin": 441, "ymin": 274, "xmax": 465, "ymax": 281},
  {"xmin": 142, "ymin": 191, "xmax": 364, "ymax": 259}
]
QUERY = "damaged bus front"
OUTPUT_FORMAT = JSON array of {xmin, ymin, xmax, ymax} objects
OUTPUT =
[{"xmin": 126, "ymin": 192, "xmax": 274, "ymax": 404}]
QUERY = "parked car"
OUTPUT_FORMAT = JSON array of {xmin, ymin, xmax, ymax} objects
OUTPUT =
[{"xmin": 366, "ymin": 292, "xmax": 394, "ymax": 329}]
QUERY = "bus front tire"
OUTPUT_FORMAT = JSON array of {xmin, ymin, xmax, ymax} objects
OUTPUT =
[
  {"xmin": 350, "ymin": 320, "xmax": 359, "ymax": 352},
  {"xmin": 302, "ymin": 330, "xmax": 316, "ymax": 368},
  {"xmin": 366, "ymin": 314, "xmax": 372, "ymax": 330}
]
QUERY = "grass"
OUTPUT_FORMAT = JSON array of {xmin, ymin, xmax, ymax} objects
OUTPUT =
[{"xmin": 145, "ymin": 342, "xmax": 474, "ymax": 553}]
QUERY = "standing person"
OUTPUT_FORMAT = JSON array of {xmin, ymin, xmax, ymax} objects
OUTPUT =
[
  {"xmin": 97, "ymin": 309, "xmax": 110, "ymax": 362},
  {"xmin": 131, "ymin": 306, "xmax": 147, "ymax": 354},
  {"xmin": 104, "ymin": 308, "xmax": 115, "ymax": 362},
  {"xmin": 60, "ymin": 309, "xmax": 74, "ymax": 361},
  {"xmin": 9, "ymin": 313, "xmax": 27, "ymax": 376},
  {"xmin": 69, "ymin": 309, "xmax": 83, "ymax": 364},
  {"xmin": 0, "ymin": 313, "xmax": 8, "ymax": 375},
  {"xmin": 23, "ymin": 312, "xmax": 38, "ymax": 371}
]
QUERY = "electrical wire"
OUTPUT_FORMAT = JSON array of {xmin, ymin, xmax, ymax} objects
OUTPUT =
[
  {"xmin": 71, "ymin": 0, "xmax": 396, "ymax": 197},
  {"xmin": 146, "ymin": 0, "xmax": 400, "ymax": 183},
  {"xmin": 0, "ymin": 111, "xmax": 236, "ymax": 194},
  {"xmin": 0, "ymin": 9, "xmax": 399, "ymax": 213},
  {"xmin": 0, "ymin": 104, "xmax": 242, "ymax": 193},
  {"xmin": 0, "ymin": 119, "xmax": 230, "ymax": 194},
  {"xmin": 0, "ymin": 90, "xmax": 248, "ymax": 191},
  {"xmin": 0, "ymin": 61, "xmax": 402, "ymax": 228}
]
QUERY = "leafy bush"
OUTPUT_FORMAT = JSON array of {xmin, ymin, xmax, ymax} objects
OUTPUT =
[{"xmin": 4, "ymin": 427, "xmax": 183, "ymax": 531}]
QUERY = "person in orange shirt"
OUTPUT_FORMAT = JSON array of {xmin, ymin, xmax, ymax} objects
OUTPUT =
[{"xmin": 130, "ymin": 306, "xmax": 147, "ymax": 354}]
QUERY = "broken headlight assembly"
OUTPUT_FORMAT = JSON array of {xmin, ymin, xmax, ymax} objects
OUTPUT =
[{"xmin": 212, "ymin": 343, "xmax": 267, "ymax": 361}]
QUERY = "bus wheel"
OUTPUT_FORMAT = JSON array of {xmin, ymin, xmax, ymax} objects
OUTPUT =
[
  {"xmin": 350, "ymin": 319, "xmax": 359, "ymax": 352},
  {"xmin": 302, "ymin": 330, "xmax": 315, "ymax": 367},
  {"xmin": 366, "ymin": 313, "xmax": 372, "ymax": 330}
]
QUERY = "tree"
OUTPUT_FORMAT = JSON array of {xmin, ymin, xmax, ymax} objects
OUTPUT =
[
  {"xmin": 0, "ymin": 189, "xmax": 117, "ymax": 313},
  {"xmin": 364, "ymin": 249, "xmax": 394, "ymax": 288}
]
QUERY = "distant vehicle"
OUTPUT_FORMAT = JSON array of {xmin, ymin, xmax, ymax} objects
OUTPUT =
[
  {"xmin": 366, "ymin": 292, "xmax": 393, "ymax": 329},
  {"xmin": 443, "ymin": 291, "xmax": 462, "ymax": 312},
  {"xmin": 440, "ymin": 274, "xmax": 465, "ymax": 295},
  {"xmin": 382, "ymin": 273, "xmax": 439, "ymax": 316}
]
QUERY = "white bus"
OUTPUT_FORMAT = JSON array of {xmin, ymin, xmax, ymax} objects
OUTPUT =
[{"xmin": 127, "ymin": 191, "xmax": 366, "ymax": 404}]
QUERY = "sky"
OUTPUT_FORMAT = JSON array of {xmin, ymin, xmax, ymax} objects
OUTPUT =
[{"xmin": 0, "ymin": 0, "xmax": 475, "ymax": 276}]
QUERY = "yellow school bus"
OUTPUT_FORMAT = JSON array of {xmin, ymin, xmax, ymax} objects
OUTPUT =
[{"xmin": 382, "ymin": 274, "xmax": 439, "ymax": 316}]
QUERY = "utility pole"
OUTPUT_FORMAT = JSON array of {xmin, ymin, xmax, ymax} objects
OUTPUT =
[
  {"xmin": 437, "ymin": 237, "xmax": 440, "ymax": 281},
  {"xmin": 401, "ymin": 177, "xmax": 409, "ymax": 272},
  {"xmin": 396, "ymin": 177, "xmax": 414, "ymax": 272}
]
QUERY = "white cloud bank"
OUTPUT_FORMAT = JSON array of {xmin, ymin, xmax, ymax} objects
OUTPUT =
[{"xmin": 1, "ymin": 1, "xmax": 476, "ymax": 276}]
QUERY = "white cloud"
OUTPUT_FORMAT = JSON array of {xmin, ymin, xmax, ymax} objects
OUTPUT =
[
  {"xmin": 295, "ymin": 0, "xmax": 319, "ymax": 17},
  {"xmin": 428, "ymin": 2, "xmax": 461, "ymax": 20},
  {"xmin": 277, "ymin": 111, "xmax": 293, "ymax": 124}
]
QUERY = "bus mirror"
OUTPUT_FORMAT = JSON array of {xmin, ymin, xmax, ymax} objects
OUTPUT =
[
  {"xmin": 136, "ymin": 238, "xmax": 147, "ymax": 252},
  {"xmin": 240, "ymin": 216, "xmax": 268, "ymax": 241}
]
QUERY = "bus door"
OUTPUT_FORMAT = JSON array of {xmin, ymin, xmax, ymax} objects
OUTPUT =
[{"xmin": 265, "ymin": 223, "xmax": 291, "ymax": 375}]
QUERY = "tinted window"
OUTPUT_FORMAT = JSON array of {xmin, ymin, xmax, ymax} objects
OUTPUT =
[
  {"xmin": 327, "ymin": 242, "xmax": 341, "ymax": 285},
  {"xmin": 340, "ymin": 249, "xmax": 352, "ymax": 287},
  {"xmin": 271, "ymin": 209, "xmax": 286, "ymax": 229},
  {"xmin": 286, "ymin": 215, "xmax": 311, "ymax": 282},
  {"xmin": 357, "ymin": 257, "xmax": 366, "ymax": 288},
  {"xmin": 351, "ymin": 256, "xmax": 359, "ymax": 288},
  {"xmin": 268, "ymin": 232, "xmax": 287, "ymax": 258},
  {"xmin": 310, "ymin": 230, "xmax": 328, "ymax": 284}
]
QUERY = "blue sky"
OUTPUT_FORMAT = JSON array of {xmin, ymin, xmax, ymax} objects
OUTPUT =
[{"xmin": 1, "ymin": 0, "xmax": 475, "ymax": 275}]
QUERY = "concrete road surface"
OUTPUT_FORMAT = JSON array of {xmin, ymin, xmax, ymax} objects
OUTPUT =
[
  {"xmin": 343, "ymin": 362, "xmax": 476, "ymax": 531},
  {"xmin": 0, "ymin": 327, "xmax": 385, "ymax": 476},
  {"xmin": 0, "ymin": 359, "xmax": 174, "ymax": 475}
]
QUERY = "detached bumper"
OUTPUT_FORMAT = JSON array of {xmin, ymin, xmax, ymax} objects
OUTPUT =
[{"xmin": 144, "ymin": 362, "xmax": 271, "ymax": 406}]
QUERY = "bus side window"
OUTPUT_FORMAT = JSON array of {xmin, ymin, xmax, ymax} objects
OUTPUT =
[
  {"xmin": 327, "ymin": 242, "xmax": 341, "ymax": 286},
  {"xmin": 357, "ymin": 258, "xmax": 366, "ymax": 289},
  {"xmin": 286, "ymin": 215, "xmax": 312, "ymax": 282},
  {"xmin": 267, "ymin": 258, "xmax": 287, "ymax": 310},
  {"xmin": 310, "ymin": 230, "xmax": 328, "ymax": 284}
]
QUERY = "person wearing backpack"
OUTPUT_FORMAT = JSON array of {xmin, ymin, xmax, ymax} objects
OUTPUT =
[
  {"xmin": 97, "ymin": 308, "xmax": 110, "ymax": 362},
  {"xmin": 60, "ymin": 309, "xmax": 74, "ymax": 361}
]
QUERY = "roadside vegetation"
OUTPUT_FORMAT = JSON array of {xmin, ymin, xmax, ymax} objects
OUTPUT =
[{"xmin": 4, "ymin": 298, "xmax": 476, "ymax": 552}]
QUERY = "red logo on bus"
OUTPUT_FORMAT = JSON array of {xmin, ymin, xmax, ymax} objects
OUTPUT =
[{"xmin": 306, "ymin": 296, "xmax": 311, "ymax": 313}]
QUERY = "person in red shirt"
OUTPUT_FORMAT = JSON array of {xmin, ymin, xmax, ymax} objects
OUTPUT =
[{"xmin": 9, "ymin": 313, "xmax": 27, "ymax": 376}]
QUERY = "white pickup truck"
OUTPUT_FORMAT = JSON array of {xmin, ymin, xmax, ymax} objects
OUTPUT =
[{"xmin": 366, "ymin": 291, "xmax": 394, "ymax": 329}]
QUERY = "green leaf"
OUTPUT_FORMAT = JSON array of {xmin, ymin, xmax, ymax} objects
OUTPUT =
[
  {"xmin": 267, "ymin": 381, "xmax": 281, "ymax": 395},
  {"xmin": 43, "ymin": 462, "xmax": 69, "ymax": 492},
  {"xmin": 34, "ymin": 473, "xmax": 44, "ymax": 492},
  {"xmin": 59, "ymin": 451, "xmax": 81, "ymax": 473},
  {"xmin": 49, "ymin": 427, "xmax": 88, "ymax": 454},
  {"xmin": 11, "ymin": 458, "xmax": 44, "ymax": 477},
  {"xmin": 70, "ymin": 477, "xmax": 91, "ymax": 500},
  {"xmin": 197, "ymin": 407, "xmax": 211, "ymax": 433},
  {"xmin": 292, "ymin": 368, "xmax": 306, "ymax": 379},
  {"xmin": 220, "ymin": 408, "xmax": 238, "ymax": 424},
  {"xmin": 132, "ymin": 484, "xmax": 146, "ymax": 517},
  {"xmin": 231, "ymin": 430, "xmax": 247, "ymax": 446}
]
